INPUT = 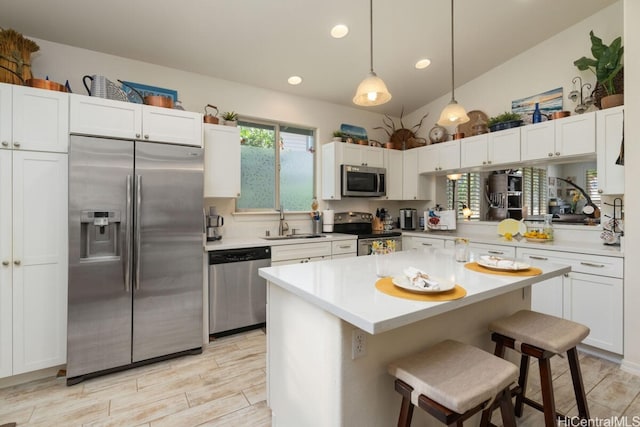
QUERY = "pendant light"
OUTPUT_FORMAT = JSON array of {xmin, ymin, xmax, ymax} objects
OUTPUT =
[
  {"xmin": 353, "ymin": 0, "xmax": 391, "ymax": 106},
  {"xmin": 437, "ymin": 0, "xmax": 469, "ymax": 126}
]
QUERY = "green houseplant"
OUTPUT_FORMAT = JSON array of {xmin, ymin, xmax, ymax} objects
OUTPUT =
[
  {"xmin": 487, "ymin": 112, "xmax": 522, "ymax": 132},
  {"xmin": 332, "ymin": 130, "xmax": 343, "ymax": 142},
  {"xmin": 221, "ymin": 111, "xmax": 238, "ymax": 126},
  {"xmin": 573, "ymin": 31, "xmax": 623, "ymax": 108}
]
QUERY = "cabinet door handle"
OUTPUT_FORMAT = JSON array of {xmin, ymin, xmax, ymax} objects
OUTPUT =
[
  {"xmin": 144, "ymin": 134, "xmax": 149, "ymax": 139},
  {"xmin": 13, "ymin": 142, "xmax": 20, "ymax": 148},
  {"xmin": 548, "ymin": 153, "xmax": 553, "ymax": 157},
  {"xmin": 482, "ymin": 161, "xmax": 487, "ymax": 165},
  {"xmin": 580, "ymin": 261, "xmax": 605, "ymax": 268},
  {"xmin": 487, "ymin": 160, "xmax": 492, "ymax": 164},
  {"xmin": 528, "ymin": 255, "xmax": 548, "ymax": 260},
  {"xmin": 14, "ymin": 260, "xmax": 21, "ymax": 266},
  {"xmin": 421, "ymin": 243, "xmax": 433, "ymax": 246},
  {"xmin": 555, "ymin": 152, "xmax": 561, "ymax": 156},
  {"xmin": 1, "ymin": 141, "xmax": 8, "ymax": 147},
  {"xmin": 488, "ymin": 250, "xmax": 504, "ymax": 255},
  {"xmin": 2, "ymin": 260, "xmax": 9, "ymax": 266},
  {"xmin": 136, "ymin": 133, "xmax": 141, "ymax": 138},
  {"xmin": 598, "ymin": 189, "xmax": 603, "ymax": 194},
  {"xmin": 564, "ymin": 273, "xmax": 569, "ymax": 277},
  {"xmin": 339, "ymin": 245, "xmax": 351, "ymax": 249}
]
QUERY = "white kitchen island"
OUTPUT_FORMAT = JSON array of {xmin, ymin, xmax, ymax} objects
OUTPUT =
[{"xmin": 258, "ymin": 248, "xmax": 571, "ymax": 427}]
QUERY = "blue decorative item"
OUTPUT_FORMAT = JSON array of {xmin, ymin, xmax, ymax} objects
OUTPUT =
[
  {"xmin": 532, "ymin": 103, "xmax": 542, "ymax": 123},
  {"xmin": 119, "ymin": 80, "xmax": 178, "ymax": 104}
]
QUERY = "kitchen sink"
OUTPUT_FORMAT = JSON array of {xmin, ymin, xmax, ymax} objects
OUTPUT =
[{"xmin": 261, "ymin": 233, "xmax": 328, "ymax": 241}]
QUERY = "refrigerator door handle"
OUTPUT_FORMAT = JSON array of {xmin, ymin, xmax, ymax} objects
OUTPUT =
[
  {"xmin": 124, "ymin": 175, "xmax": 132, "ymax": 292},
  {"xmin": 135, "ymin": 174, "xmax": 142, "ymax": 291}
]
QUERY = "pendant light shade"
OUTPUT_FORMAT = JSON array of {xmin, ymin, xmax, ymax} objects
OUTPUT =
[
  {"xmin": 353, "ymin": 0, "xmax": 391, "ymax": 106},
  {"xmin": 437, "ymin": 0, "xmax": 469, "ymax": 126}
]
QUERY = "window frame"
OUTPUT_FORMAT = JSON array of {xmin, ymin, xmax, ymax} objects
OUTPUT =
[{"xmin": 235, "ymin": 118, "xmax": 316, "ymax": 213}]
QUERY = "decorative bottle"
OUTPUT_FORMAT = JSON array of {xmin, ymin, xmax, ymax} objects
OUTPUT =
[
  {"xmin": 532, "ymin": 102, "xmax": 542, "ymax": 123},
  {"xmin": 543, "ymin": 214, "xmax": 554, "ymax": 240}
]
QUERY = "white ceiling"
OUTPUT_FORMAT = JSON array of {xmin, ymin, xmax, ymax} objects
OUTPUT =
[{"xmin": 0, "ymin": 0, "xmax": 616, "ymax": 116}]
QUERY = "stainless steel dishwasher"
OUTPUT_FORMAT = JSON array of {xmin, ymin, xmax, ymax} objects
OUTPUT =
[{"xmin": 209, "ymin": 247, "xmax": 271, "ymax": 336}]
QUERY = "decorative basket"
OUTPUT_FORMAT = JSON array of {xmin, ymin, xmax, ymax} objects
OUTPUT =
[
  {"xmin": 593, "ymin": 68, "xmax": 624, "ymax": 109},
  {"xmin": 0, "ymin": 28, "xmax": 39, "ymax": 84}
]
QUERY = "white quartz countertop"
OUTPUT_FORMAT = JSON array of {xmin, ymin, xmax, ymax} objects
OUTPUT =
[
  {"xmin": 204, "ymin": 233, "xmax": 356, "ymax": 251},
  {"xmin": 258, "ymin": 248, "xmax": 570, "ymax": 335},
  {"xmin": 402, "ymin": 230, "xmax": 623, "ymax": 258}
]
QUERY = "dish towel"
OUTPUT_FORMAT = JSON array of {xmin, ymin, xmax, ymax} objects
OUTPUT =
[{"xmin": 403, "ymin": 267, "xmax": 441, "ymax": 291}]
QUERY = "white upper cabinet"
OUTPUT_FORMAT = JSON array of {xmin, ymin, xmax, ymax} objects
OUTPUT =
[
  {"xmin": 521, "ymin": 112, "xmax": 595, "ymax": 161},
  {"xmin": 342, "ymin": 144, "xmax": 384, "ymax": 167},
  {"xmin": 204, "ymin": 124, "xmax": 241, "ymax": 198},
  {"xmin": 70, "ymin": 94, "xmax": 142, "ymax": 139},
  {"xmin": 380, "ymin": 148, "xmax": 403, "ymax": 200},
  {"xmin": 596, "ymin": 106, "xmax": 624, "ymax": 195},
  {"xmin": 69, "ymin": 94, "xmax": 203, "ymax": 147},
  {"xmin": 1, "ymin": 83, "xmax": 69, "ymax": 153},
  {"xmin": 141, "ymin": 105, "xmax": 202, "ymax": 147},
  {"xmin": 403, "ymin": 149, "xmax": 432, "ymax": 200},
  {"xmin": 554, "ymin": 113, "xmax": 596, "ymax": 157},
  {"xmin": 520, "ymin": 121, "xmax": 555, "ymax": 161},
  {"xmin": 459, "ymin": 130, "xmax": 520, "ymax": 169},
  {"xmin": 417, "ymin": 140, "xmax": 460, "ymax": 173}
]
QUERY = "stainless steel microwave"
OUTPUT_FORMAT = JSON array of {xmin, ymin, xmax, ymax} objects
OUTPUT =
[{"xmin": 341, "ymin": 165, "xmax": 386, "ymax": 197}]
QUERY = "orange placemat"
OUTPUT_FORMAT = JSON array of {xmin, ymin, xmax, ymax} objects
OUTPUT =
[
  {"xmin": 375, "ymin": 277, "xmax": 466, "ymax": 301},
  {"xmin": 464, "ymin": 262, "xmax": 542, "ymax": 276}
]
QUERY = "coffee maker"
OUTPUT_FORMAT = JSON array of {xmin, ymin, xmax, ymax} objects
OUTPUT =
[
  {"xmin": 399, "ymin": 208, "xmax": 417, "ymax": 230},
  {"xmin": 206, "ymin": 207, "xmax": 224, "ymax": 241}
]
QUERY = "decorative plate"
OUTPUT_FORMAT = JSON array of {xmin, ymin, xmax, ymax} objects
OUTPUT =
[
  {"xmin": 392, "ymin": 275, "xmax": 455, "ymax": 294},
  {"xmin": 525, "ymin": 237, "xmax": 553, "ymax": 243},
  {"xmin": 457, "ymin": 110, "xmax": 489, "ymax": 137},
  {"xmin": 477, "ymin": 256, "xmax": 530, "ymax": 271}
]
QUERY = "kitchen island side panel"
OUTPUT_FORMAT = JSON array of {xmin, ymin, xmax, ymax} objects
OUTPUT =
[{"xmin": 268, "ymin": 281, "xmax": 528, "ymax": 426}]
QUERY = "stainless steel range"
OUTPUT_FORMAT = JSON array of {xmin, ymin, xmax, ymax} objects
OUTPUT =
[{"xmin": 332, "ymin": 212, "xmax": 402, "ymax": 256}]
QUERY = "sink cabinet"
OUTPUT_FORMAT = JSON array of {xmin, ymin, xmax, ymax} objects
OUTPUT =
[{"xmin": 270, "ymin": 241, "xmax": 333, "ymax": 266}]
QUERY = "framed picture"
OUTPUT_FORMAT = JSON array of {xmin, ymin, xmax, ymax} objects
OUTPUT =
[
  {"xmin": 511, "ymin": 87, "xmax": 563, "ymax": 124},
  {"xmin": 119, "ymin": 80, "xmax": 178, "ymax": 104}
]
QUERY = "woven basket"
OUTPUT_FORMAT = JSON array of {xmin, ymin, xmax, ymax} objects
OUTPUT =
[
  {"xmin": 593, "ymin": 68, "xmax": 624, "ymax": 109},
  {"xmin": 0, "ymin": 29, "xmax": 39, "ymax": 84}
]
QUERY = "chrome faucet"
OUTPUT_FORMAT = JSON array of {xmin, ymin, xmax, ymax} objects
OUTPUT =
[{"xmin": 278, "ymin": 205, "xmax": 289, "ymax": 236}]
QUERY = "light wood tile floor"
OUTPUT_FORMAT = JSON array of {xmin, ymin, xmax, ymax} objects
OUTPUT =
[{"xmin": 2, "ymin": 329, "xmax": 640, "ymax": 426}]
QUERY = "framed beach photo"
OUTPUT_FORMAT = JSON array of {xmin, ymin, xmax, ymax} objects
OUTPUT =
[
  {"xmin": 120, "ymin": 80, "xmax": 178, "ymax": 104},
  {"xmin": 511, "ymin": 87, "xmax": 563, "ymax": 124}
]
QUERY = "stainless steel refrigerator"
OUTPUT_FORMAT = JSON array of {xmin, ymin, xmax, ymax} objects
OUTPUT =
[{"xmin": 67, "ymin": 135, "xmax": 204, "ymax": 384}]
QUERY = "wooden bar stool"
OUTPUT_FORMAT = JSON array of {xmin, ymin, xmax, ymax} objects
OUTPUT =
[
  {"xmin": 388, "ymin": 340, "xmax": 519, "ymax": 427},
  {"xmin": 489, "ymin": 310, "xmax": 590, "ymax": 427}
]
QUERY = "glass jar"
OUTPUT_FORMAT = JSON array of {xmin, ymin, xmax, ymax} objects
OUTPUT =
[{"xmin": 543, "ymin": 214, "xmax": 554, "ymax": 240}]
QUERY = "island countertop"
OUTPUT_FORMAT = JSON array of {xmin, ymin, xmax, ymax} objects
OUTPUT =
[{"xmin": 258, "ymin": 248, "xmax": 570, "ymax": 335}]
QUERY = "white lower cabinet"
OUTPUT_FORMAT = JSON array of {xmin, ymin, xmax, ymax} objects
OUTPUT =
[
  {"xmin": 403, "ymin": 236, "xmax": 446, "ymax": 250},
  {"xmin": 517, "ymin": 247, "xmax": 623, "ymax": 354},
  {"xmin": 1, "ymin": 150, "xmax": 68, "ymax": 378},
  {"xmin": 331, "ymin": 239, "xmax": 357, "ymax": 259},
  {"xmin": 468, "ymin": 242, "xmax": 515, "ymax": 258},
  {"xmin": 270, "ymin": 241, "xmax": 332, "ymax": 266}
]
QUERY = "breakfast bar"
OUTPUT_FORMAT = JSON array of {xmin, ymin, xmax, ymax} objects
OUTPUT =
[{"xmin": 259, "ymin": 248, "xmax": 571, "ymax": 426}]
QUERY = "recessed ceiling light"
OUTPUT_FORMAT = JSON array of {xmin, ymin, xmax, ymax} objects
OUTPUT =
[
  {"xmin": 288, "ymin": 76, "xmax": 303, "ymax": 85},
  {"xmin": 415, "ymin": 59, "xmax": 431, "ymax": 69},
  {"xmin": 331, "ymin": 24, "xmax": 349, "ymax": 39}
]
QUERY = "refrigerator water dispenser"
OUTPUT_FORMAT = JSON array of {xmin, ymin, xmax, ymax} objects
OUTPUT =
[{"xmin": 80, "ymin": 210, "xmax": 121, "ymax": 260}]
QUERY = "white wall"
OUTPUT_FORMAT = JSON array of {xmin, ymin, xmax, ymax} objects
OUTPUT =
[
  {"xmin": 405, "ymin": 2, "xmax": 623, "ymax": 139},
  {"xmin": 622, "ymin": 0, "xmax": 640, "ymax": 375}
]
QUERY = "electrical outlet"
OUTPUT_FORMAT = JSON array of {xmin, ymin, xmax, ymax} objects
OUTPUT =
[{"xmin": 352, "ymin": 329, "xmax": 367, "ymax": 359}]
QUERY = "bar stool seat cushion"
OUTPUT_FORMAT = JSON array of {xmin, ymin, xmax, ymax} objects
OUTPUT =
[
  {"xmin": 489, "ymin": 310, "xmax": 590, "ymax": 354},
  {"xmin": 388, "ymin": 340, "xmax": 518, "ymax": 414}
]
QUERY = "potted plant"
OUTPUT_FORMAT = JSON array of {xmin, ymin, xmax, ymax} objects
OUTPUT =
[
  {"xmin": 332, "ymin": 130, "xmax": 343, "ymax": 142},
  {"xmin": 573, "ymin": 31, "xmax": 623, "ymax": 109},
  {"xmin": 487, "ymin": 112, "xmax": 523, "ymax": 132},
  {"xmin": 221, "ymin": 111, "xmax": 238, "ymax": 127}
]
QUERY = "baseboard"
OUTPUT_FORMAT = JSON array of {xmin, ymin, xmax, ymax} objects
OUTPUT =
[
  {"xmin": 577, "ymin": 344, "xmax": 623, "ymax": 364},
  {"xmin": 621, "ymin": 359, "xmax": 640, "ymax": 376},
  {"xmin": 0, "ymin": 365, "xmax": 65, "ymax": 389}
]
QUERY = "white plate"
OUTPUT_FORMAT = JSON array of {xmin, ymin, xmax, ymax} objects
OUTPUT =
[
  {"xmin": 477, "ymin": 256, "xmax": 530, "ymax": 271},
  {"xmin": 391, "ymin": 275, "xmax": 455, "ymax": 294}
]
